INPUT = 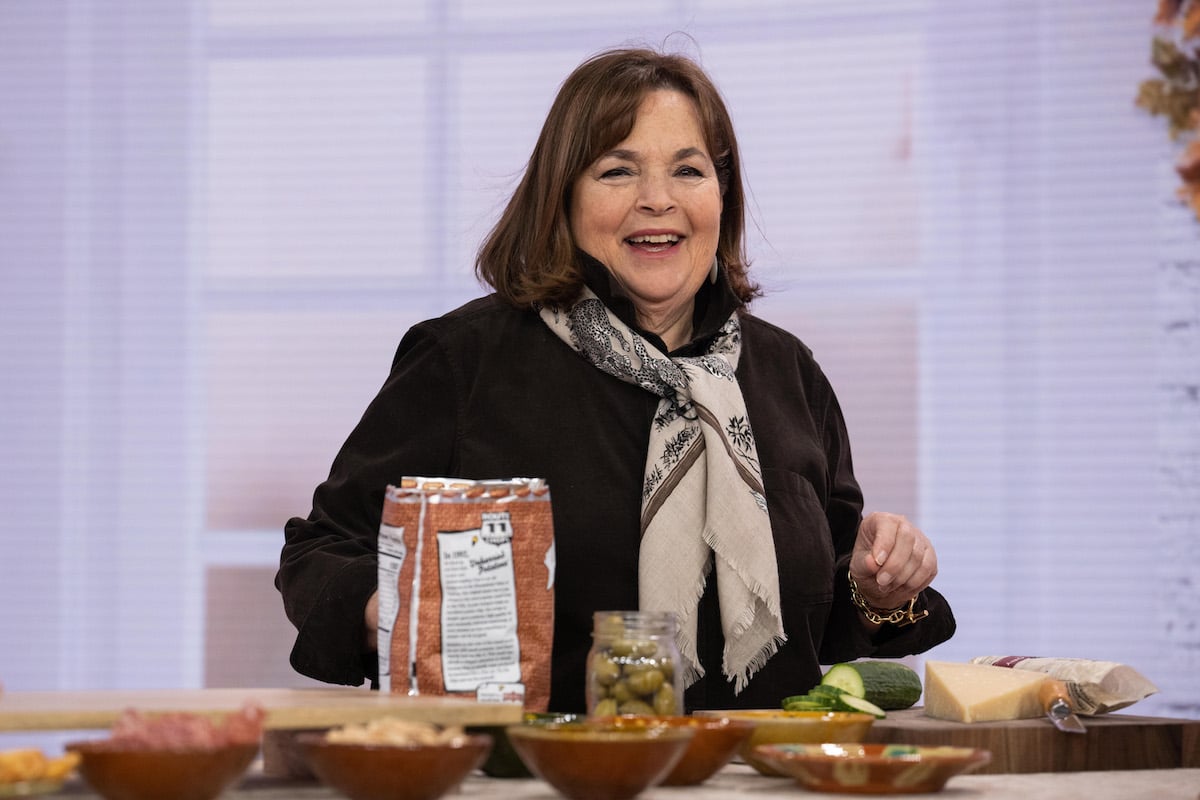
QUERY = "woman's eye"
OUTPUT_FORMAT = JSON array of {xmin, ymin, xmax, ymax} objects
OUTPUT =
[
  {"xmin": 676, "ymin": 165, "xmax": 705, "ymax": 177},
  {"xmin": 599, "ymin": 167, "xmax": 632, "ymax": 178}
]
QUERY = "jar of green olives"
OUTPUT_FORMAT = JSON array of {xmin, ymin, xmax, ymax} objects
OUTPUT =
[{"xmin": 585, "ymin": 610, "xmax": 683, "ymax": 717}]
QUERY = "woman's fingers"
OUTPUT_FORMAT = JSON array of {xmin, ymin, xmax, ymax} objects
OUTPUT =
[{"xmin": 852, "ymin": 512, "xmax": 938, "ymax": 607}]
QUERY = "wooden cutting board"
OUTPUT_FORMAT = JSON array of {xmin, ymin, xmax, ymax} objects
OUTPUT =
[
  {"xmin": 867, "ymin": 707, "xmax": 1200, "ymax": 774},
  {"xmin": 0, "ymin": 688, "xmax": 522, "ymax": 732}
]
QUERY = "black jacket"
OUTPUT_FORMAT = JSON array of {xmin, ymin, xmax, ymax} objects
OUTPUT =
[{"xmin": 277, "ymin": 263, "xmax": 955, "ymax": 712}]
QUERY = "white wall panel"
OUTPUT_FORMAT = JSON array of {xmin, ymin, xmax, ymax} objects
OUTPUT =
[{"xmin": 203, "ymin": 57, "xmax": 430, "ymax": 283}]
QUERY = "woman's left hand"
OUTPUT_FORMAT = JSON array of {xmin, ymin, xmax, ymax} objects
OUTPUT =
[{"xmin": 849, "ymin": 511, "xmax": 938, "ymax": 611}]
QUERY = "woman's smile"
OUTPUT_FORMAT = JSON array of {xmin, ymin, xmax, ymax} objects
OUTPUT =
[{"xmin": 626, "ymin": 230, "xmax": 683, "ymax": 254}]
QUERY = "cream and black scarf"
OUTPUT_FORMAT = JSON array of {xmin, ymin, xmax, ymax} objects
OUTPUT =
[{"xmin": 540, "ymin": 286, "xmax": 785, "ymax": 692}]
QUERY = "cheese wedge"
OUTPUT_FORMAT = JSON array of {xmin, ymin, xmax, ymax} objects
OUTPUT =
[{"xmin": 923, "ymin": 660, "xmax": 1047, "ymax": 722}]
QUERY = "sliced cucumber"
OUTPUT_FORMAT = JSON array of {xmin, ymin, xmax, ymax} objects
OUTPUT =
[
  {"xmin": 834, "ymin": 692, "xmax": 887, "ymax": 719},
  {"xmin": 782, "ymin": 699, "xmax": 833, "ymax": 712},
  {"xmin": 821, "ymin": 663, "xmax": 869, "ymax": 697}
]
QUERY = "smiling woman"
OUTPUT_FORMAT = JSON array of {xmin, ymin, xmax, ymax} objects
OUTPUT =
[{"xmin": 276, "ymin": 45, "xmax": 956, "ymax": 714}]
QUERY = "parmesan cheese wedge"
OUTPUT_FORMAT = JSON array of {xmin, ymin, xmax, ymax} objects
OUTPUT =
[{"xmin": 923, "ymin": 660, "xmax": 1048, "ymax": 722}]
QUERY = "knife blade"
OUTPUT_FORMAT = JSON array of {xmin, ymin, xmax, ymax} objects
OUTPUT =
[{"xmin": 1040, "ymin": 678, "xmax": 1086, "ymax": 734}]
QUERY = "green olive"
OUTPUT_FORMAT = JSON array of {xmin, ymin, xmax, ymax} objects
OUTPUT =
[
  {"xmin": 631, "ymin": 640, "xmax": 658, "ymax": 658},
  {"xmin": 658, "ymin": 657, "xmax": 674, "ymax": 681},
  {"xmin": 591, "ymin": 698, "xmax": 618, "ymax": 717},
  {"xmin": 591, "ymin": 656, "xmax": 621, "ymax": 687},
  {"xmin": 610, "ymin": 679, "xmax": 634, "ymax": 704},
  {"xmin": 625, "ymin": 668, "xmax": 664, "ymax": 696},
  {"xmin": 621, "ymin": 660, "xmax": 654, "ymax": 677},
  {"xmin": 653, "ymin": 682, "xmax": 677, "ymax": 715},
  {"xmin": 595, "ymin": 614, "xmax": 626, "ymax": 639},
  {"xmin": 616, "ymin": 699, "xmax": 656, "ymax": 716},
  {"xmin": 608, "ymin": 638, "xmax": 636, "ymax": 657}
]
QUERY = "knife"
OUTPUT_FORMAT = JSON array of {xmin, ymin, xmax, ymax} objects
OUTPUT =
[{"xmin": 1040, "ymin": 678, "xmax": 1086, "ymax": 734}]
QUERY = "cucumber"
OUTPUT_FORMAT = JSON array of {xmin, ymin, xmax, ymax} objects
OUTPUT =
[
  {"xmin": 820, "ymin": 661, "xmax": 922, "ymax": 711},
  {"xmin": 834, "ymin": 692, "xmax": 887, "ymax": 719}
]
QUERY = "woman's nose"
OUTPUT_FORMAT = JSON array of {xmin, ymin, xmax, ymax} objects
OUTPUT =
[{"xmin": 637, "ymin": 173, "xmax": 675, "ymax": 213}]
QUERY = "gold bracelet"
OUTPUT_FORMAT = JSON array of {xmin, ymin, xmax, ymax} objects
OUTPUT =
[{"xmin": 848, "ymin": 570, "xmax": 929, "ymax": 627}]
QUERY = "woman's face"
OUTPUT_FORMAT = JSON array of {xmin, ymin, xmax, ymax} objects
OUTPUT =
[{"xmin": 570, "ymin": 89, "xmax": 722, "ymax": 327}]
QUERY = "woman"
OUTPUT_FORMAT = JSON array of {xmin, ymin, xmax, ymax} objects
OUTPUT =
[{"xmin": 277, "ymin": 46, "xmax": 955, "ymax": 713}]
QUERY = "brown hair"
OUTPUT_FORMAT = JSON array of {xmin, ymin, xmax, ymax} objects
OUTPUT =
[{"xmin": 474, "ymin": 46, "xmax": 759, "ymax": 309}]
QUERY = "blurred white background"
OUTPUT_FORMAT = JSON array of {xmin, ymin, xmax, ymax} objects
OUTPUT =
[{"xmin": 2, "ymin": 0, "xmax": 1196, "ymax": 721}]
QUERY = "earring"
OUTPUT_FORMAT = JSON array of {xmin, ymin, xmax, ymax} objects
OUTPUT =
[{"xmin": 709, "ymin": 257, "xmax": 720, "ymax": 284}]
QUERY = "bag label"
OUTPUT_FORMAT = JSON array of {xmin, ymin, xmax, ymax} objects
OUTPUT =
[{"xmin": 436, "ymin": 511, "xmax": 522, "ymax": 691}]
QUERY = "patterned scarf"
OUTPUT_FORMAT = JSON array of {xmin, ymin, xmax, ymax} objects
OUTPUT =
[{"xmin": 540, "ymin": 287, "xmax": 785, "ymax": 692}]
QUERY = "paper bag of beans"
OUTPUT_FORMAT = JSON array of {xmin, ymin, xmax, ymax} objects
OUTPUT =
[{"xmin": 377, "ymin": 477, "xmax": 556, "ymax": 711}]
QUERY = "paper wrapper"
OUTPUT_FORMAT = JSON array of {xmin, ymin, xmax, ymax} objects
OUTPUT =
[{"xmin": 970, "ymin": 655, "xmax": 1159, "ymax": 715}]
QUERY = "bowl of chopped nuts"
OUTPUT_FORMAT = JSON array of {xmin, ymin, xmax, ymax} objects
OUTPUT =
[{"xmin": 298, "ymin": 718, "xmax": 492, "ymax": 800}]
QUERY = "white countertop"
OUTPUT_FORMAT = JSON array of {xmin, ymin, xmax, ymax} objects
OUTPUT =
[{"xmin": 47, "ymin": 763, "xmax": 1200, "ymax": 799}]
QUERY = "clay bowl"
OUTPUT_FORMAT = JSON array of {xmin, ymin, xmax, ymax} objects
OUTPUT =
[
  {"xmin": 753, "ymin": 742, "xmax": 992, "ymax": 793},
  {"xmin": 469, "ymin": 712, "xmax": 582, "ymax": 778},
  {"xmin": 594, "ymin": 715, "xmax": 754, "ymax": 786},
  {"xmin": 64, "ymin": 740, "xmax": 259, "ymax": 800},
  {"xmin": 297, "ymin": 732, "xmax": 492, "ymax": 800},
  {"xmin": 506, "ymin": 721, "xmax": 695, "ymax": 800},
  {"xmin": 694, "ymin": 709, "xmax": 875, "ymax": 776}
]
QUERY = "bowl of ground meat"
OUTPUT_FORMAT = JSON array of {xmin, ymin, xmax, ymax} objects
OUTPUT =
[{"xmin": 66, "ymin": 702, "xmax": 263, "ymax": 800}]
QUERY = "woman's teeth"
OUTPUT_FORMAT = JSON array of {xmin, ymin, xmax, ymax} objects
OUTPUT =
[{"xmin": 627, "ymin": 234, "xmax": 679, "ymax": 251}]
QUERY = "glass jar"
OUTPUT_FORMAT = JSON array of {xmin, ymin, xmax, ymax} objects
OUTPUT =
[{"xmin": 585, "ymin": 610, "xmax": 683, "ymax": 717}]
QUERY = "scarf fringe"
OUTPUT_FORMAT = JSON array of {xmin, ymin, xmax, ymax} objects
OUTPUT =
[
  {"xmin": 729, "ymin": 631, "xmax": 788, "ymax": 694},
  {"xmin": 703, "ymin": 525, "xmax": 783, "ymax": 617},
  {"xmin": 720, "ymin": 570, "xmax": 786, "ymax": 693},
  {"xmin": 669, "ymin": 556, "xmax": 713, "ymax": 690}
]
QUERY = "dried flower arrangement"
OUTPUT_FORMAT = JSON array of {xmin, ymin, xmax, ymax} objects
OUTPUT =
[{"xmin": 1136, "ymin": 0, "xmax": 1200, "ymax": 220}]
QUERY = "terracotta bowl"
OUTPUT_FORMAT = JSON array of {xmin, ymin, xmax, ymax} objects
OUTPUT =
[
  {"xmin": 297, "ymin": 732, "xmax": 492, "ymax": 800},
  {"xmin": 753, "ymin": 743, "xmax": 992, "ymax": 794},
  {"xmin": 595, "ymin": 715, "xmax": 754, "ymax": 786},
  {"xmin": 694, "ymin": 709, "xmax": 875, "ymax": 776},
  {"xmin": 64, "ymin": 740, "xmax": 259, "ymax": 800},
  {"xmin": 506, "ymin": 721, "xmax": 695, "ymax": 800},
  {"xmin": 469, "ymin": 712, "xmax": 582, "ymax": 778}
]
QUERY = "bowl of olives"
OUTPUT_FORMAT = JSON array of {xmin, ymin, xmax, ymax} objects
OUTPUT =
[
  {"xmin": 468, "ymin": 712, "xmax": 581, "ymax": 778},
  {"xmin": 589, "ymin": 715, "xmax": 754, "ymax": 786},
  {"xmin": 506, "ymin": 721, "xmax": 694, "ymax": 800}
]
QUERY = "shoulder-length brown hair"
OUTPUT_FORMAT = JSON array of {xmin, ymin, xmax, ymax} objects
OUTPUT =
[{"xmin": 475, "ymin": 46, "xmax": 759, "ymax": 309}]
